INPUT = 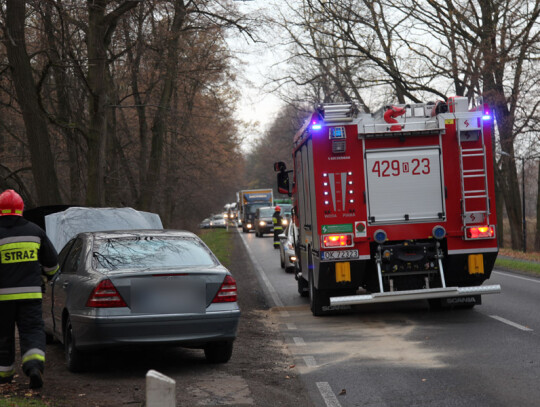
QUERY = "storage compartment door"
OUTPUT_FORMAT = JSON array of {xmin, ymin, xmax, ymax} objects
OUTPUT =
[{"xmin": 365, "ymin": 147, "xmax": 444, "ymax": 223}]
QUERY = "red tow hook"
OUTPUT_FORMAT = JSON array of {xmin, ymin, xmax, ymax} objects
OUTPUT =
[{"xmin": 384, "ymin": 106, "xmax": 406, "ymax": 131}]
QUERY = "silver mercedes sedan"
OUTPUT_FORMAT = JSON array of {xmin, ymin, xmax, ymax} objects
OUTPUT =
[{"xmin": 43, "ymin": 215, "xmax": 239, "ymax": 372}]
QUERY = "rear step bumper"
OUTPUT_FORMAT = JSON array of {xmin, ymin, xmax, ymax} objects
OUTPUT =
[{"xmin": 330, "ymin": 284, "xmax": 501, "ymax": 306}]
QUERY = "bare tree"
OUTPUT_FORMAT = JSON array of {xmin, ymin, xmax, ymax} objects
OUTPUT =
[
  {"xmin": 2, "ymin": 0, "xmax": 62, "ymax": 205},
  {"xmin": 275, "ymin": 0, "xmax": 540, "ymax": 249},
  {"xmin": 86, "ymin": 0, "xmax": 141, "ymax": 206}
]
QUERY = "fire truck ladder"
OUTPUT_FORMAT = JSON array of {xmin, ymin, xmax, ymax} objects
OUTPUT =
[{"xmin": 458, "ymin": 130, "xmax": 490, "ymax": 226}]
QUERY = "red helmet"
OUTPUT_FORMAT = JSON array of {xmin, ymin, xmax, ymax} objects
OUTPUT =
[
  {"xmin": 275, "ymin": 206, "xmax": 281, "ymax": 212},
  {"xmin": 0, "ymin": 189, "xmax": 24, "ymax": 216}
]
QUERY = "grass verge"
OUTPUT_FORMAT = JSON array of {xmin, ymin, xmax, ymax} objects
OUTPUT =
[
  {"xmin": 0, "ymin": 398, "xmax": 50, "ymax": 406},
  {"xmin": 495, "ymin": 257, "xmax": 540, "ymax": 275},
  {"xmin": 198, "ymin": 228, "xmax": 233, "ymax": 268}
]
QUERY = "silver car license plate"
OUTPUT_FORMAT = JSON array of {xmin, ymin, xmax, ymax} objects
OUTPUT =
[{"xmin": 131, "ymin": 277, "xmax": 205, "ymax": 314}]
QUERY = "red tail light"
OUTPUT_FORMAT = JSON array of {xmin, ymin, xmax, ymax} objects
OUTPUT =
[
  {"xmin": 212, "ymin": 275, "xmax": 237, "ymax": 303},
  {"xmin": 322, "ymin": 233, "xmax": 353, "ymax": 248},
  {"xmin": 86, "ymin": 279, "xmax": 127, "ymax": 308},
  {"xmin": 466, "ymin": 225, "xmax": 495, "ymax": 239}
]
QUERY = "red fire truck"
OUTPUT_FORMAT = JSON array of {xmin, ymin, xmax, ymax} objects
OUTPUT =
[{"xmin": 275, "ymin": 97, "xmax": 501, "ymax": 316}]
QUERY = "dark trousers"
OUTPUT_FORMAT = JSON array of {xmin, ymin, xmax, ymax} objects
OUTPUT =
[
  {"xmin": 273, "ymin": 228, "xmax": 282, "ymax": 247},
  {"xmin": 0, "ymin": 300, "xmax": 45, "ymax": 379}
]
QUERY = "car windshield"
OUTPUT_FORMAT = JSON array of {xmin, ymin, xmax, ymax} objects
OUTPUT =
[
  {"xmin": 247, "ymin": 204, "xmax": 268, "ymax": 214},
  {"xmin": 259, "ymin": 208, "xmax": 274, "ymax": 217},
  {"xmin": 279, "ymin": 204, "xmax": 292, "ymax": 215},
  {"xmin": 93, "ymin": 236, "xmax": 216, "ymax": 271}
]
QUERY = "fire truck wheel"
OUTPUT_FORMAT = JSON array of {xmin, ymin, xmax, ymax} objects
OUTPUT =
[{"xmin": 309, "ymin": 270, "xmax": 329, "ymax": 316}]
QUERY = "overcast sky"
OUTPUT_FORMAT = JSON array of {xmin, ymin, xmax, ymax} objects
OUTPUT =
[{"xmin": 227, "ymin": 0, "xmax": 288, "ymax": 140}]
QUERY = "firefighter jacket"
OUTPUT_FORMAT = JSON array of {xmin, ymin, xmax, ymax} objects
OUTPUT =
[
  {"xmin": 272, "ymin": 211, "xmax": 283, "ymax": 231},
  {"xmin": 0, "ymin": 216, "xmax": 59, "ymax": 301}
]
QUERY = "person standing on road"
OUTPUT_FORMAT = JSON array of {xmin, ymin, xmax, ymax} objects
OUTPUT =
[
  {"xmin": 272, "ymin": 206, "xmax": 283, "ymax": 249},
  {"xmin": 0, "ymin": 190, "xmax": 59, "ymax": 389}
]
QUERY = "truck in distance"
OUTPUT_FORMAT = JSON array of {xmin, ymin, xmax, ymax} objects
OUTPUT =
[{"xmin": 237, "ymin": 189, "xmax": 274, "ymax": 233}]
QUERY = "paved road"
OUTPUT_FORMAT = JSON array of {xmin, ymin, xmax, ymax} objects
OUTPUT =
[{"xmin": 239, "ymin": 230, "xmax": 540, "ymax": 407}]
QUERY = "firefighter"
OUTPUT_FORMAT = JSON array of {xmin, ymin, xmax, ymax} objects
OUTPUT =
[
  {"xmin": 272, "ymin": 206, "xmax": 283, "ymax": 249},
  {"xmin": 0, "ymin": 190, "xmax": 59, "ymax": 389}
]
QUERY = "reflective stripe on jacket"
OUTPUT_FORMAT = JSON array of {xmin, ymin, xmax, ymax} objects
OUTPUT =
[
  {"xmin": 272, "ymin": 212, "xmax": 283, "ymax": 230},
  {"xmin": 0, "ymin": 217, "xmax": 59, "ymax": 301}
]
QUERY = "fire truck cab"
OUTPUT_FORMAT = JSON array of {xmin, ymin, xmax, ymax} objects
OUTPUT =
[{"xmin": 275, "ymin": 97, "xmax": 500, "ymax": 316}]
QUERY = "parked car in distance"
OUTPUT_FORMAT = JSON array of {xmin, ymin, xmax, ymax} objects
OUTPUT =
[
  {"xmin": 254, "ymin": 206, "xmax": 275, "ymax": 237},
  {"xmin": 42, "ymin": 208, "xmax": 240, "ymax": 372},
  {"xmin": 199, "ymin": 217, "xmax": 211, "ymax": 229},
  {"xmin": 210, "ymin": 213, "xmax": 226, "ymax": 228},
  {"xmin": 279, "ymin": 223, "xmax": 298, "ymax": 273}
]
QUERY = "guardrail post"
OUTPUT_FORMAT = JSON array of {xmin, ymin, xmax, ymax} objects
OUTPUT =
[{"xmin": 146, "ymin": 369, "xmax": 176, "ymax": 407}]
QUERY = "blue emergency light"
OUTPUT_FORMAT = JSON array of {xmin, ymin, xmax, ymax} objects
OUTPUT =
[{"xmin": 311, "ymin": 121, "xmax": 322, "ymax": 130}]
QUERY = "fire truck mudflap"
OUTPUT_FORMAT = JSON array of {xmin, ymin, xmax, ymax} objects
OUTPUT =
[{"xmin": 275, "ymin": 97, "xmax": 501, "ymax": 315}]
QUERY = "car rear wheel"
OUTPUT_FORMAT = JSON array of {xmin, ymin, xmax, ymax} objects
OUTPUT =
[
  {"xmin": 64, "ymin": 316, "xmax": 86, "ymax": 372},
  {"xmin": 280, "ymin": 250, "xmax": 285, "ymax": 268},
  {"xmin": 204, "ymin": 341, "xmax": 233, "ymax": 363}
]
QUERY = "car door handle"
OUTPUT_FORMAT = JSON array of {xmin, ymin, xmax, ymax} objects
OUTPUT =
[{"xmin": 62, "ymin": 282, "xmax": 69, "ymax": 288}]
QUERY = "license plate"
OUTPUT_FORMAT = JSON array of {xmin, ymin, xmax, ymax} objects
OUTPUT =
[
  {"xmin": 131, "ymin": 278, "xmax": 205, "ymax": 314},
  {"xmin": 320, "ymin": 250, "xmax": 359, "ymax": 261}
]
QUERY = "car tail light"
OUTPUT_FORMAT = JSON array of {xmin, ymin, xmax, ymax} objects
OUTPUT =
[
  {"xmin": 86, "ymin": 279, "xmax": 127, "ymax": 308},
  {"xmin": 465, "ymin": 225, "xmax": 495, "ymax": 239},
  {"xmin": 322, "ymin": 233, "xmax": 353, "ymax": 248},
  {"xmin": 212, "ymin": 275, "xmax": 237, "ymax": 303}
]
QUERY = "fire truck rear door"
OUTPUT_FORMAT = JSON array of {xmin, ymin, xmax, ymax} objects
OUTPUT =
[{"xmin": 365, "ymin": 147, "xmax": 445, "ymax": 224}]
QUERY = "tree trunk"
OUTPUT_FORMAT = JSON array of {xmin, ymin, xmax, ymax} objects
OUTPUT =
[
  {"xmin": 86, "ymin": 1, "xmax": 109, "ymax": 206},
  {"xmin": 535, "ymin": 162, "xmax": 540, "ymax": 251},
  {"xmin": 43, "ymin": 2, "xmax": 82, "ymax": 204},
  {"xmin": 140, "ymin": 1, "xmax": 186, "ymax": 211},
  {"xmin": 494, "ymin": 164, "xmax": 505, "ymax": 248},
  {"xmin": 86, "ymin": 0, "xmax": 139, "ymax": 206},
  {"xmin": 5, "ymin": 0, "xmax": 62, "ymax": 205},
  {"xmin": 123, "ymin": 16, "xmax": 150, "ymax": 198}
]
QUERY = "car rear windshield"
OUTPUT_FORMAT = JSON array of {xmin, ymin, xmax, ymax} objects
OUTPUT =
[
  {"xmin": 259, "ymin": 208, "xmax": 274, "ymax": 217},
  {"xmin": 93, "ymin": 236, "xmax": 216, "ymax": 271}
]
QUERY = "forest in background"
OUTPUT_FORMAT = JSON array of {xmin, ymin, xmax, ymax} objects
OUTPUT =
[{"xmin": 0, "ymin": 0, "xmax": 254, "ymax": 230}]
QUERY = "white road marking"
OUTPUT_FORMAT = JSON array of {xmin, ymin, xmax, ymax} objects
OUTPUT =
[
  {"xmin": 316, "ymin": 382, "xmax": 342, "ymax": 407},
  {"xmin": 303, "ymin": 356, "xmax": 317, "ymax": 367},
  {"xmin": 493, "ymin": 270, "xmax": 540, "ymax": 284},
  {"xmin": 293, "ymin": 337, "xmax": 306, "ymax": 346},
  {"xmin": 489, "ymin": 315, "xmax": 533, "ymax": 331},
  {"xmin": 286, "ymin": 323, "xmax": 297, "ymax": 330},
  {"xmin": 238, "ymin": 231, "xmax": 288, "ymax": 315}
]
